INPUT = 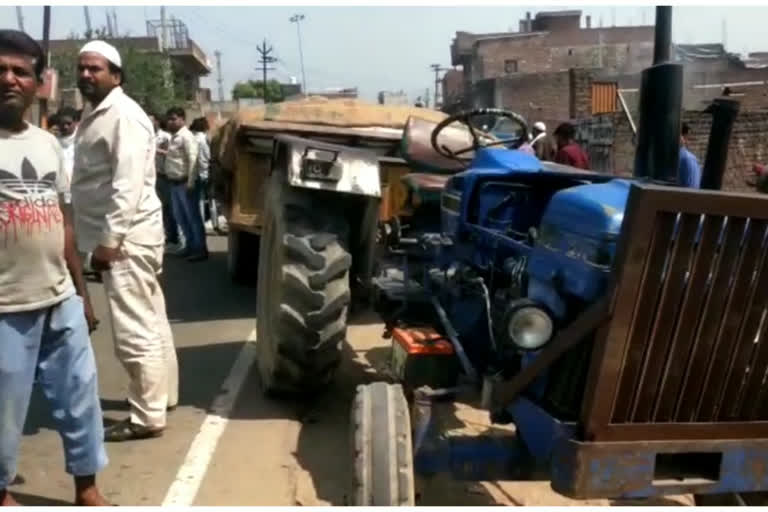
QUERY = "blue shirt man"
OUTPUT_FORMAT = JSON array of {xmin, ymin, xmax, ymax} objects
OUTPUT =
[
  {"xmin": 678, "ymin": 122, "xmax": 701, "ymax": 188},
  {"xmin": 678, "ymin": 146, "xmax": 702, "ymax": 188}
]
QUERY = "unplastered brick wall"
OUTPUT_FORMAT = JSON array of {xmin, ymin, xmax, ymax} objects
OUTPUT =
[
  {"xmin": 569, "ymin": 68, "xmax": 594, "ymax": 119},
  {"xmin": 682, "ymin": 110, "xmax": 768, "ymax": 192},
  {"xmin": 606, "ymin": 109, "xmax": 768, "ymax": 191},
  {"xmin": 472, "ymin": 67, "xmax": 596, "ymax": 129}
]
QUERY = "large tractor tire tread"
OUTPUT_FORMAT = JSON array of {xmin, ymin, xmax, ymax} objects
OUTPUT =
[
  {"xmin": 351, "ymin": 382, "xmax": 415, "ymax": 506},
  {"xmin": 257, "ymin": 194, "xmax": 352, "ymax": 394}
]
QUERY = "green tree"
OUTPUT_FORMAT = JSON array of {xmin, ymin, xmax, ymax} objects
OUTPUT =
[
  {"xmin": 51, "ymin": 29, "xmax": 186, "ymax": 114},
  {"xmin": 231, "ymin": 79, "xmax": 284, "ymax": 103}
]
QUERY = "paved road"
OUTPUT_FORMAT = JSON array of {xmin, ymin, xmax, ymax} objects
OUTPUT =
[{"xmin": 10, "ymin": 234, "xmax": 694, "ymax": 506}]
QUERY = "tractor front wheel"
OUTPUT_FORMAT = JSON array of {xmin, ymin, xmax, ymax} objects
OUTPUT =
[{"xmin": 351, "ymin": 382, "xmax": 416, "ymax": 506}]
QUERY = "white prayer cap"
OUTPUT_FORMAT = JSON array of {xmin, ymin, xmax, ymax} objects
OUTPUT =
[
  {"xmin": 533, "ymin": 121, "xmax": 546, "ymax": 132},
  {"xmin": 79, "ymin": 40, "xmax": 122, "ymax": 68}
]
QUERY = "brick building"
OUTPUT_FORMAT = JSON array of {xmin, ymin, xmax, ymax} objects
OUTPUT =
[{"xmin": 450, "ymin": 10, "xmax": 656, "ymax": 110}]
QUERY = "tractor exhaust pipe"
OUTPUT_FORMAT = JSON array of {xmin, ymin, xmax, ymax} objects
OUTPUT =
[
  {"xmin": 653, "ymin": 6, "xmax": 672, "ymax": 65},
  {"xmin": 633, "ymin": 6, "xmax": 683, "ymax": 182},
  {"xmin": 700, "ymin": 97, "xmax": 740, "ymax": 190}
]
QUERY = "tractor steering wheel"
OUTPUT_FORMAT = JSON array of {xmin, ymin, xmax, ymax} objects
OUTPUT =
[{"xmin": 430, "ymin": 108, "xmax": 530, "ymax": 162}]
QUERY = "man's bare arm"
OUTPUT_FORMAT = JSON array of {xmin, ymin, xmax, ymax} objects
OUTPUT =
[{"xmin": 61, "ymin": 203, "xmax": 99, "ymax": 332}]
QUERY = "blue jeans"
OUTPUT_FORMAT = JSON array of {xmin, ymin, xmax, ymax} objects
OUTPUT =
[
  {"xmin": 156, "ymin": 174, "xmax": 179, "ymax": 245},
  {"xmin": 170, "ymin": 181, "xmax": 206, "ymax": 254},
  {"xmin": 0, "ymin": 294, "xmax": 108, "ymax": 488}
]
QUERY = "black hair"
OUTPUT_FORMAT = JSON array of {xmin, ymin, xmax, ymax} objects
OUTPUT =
[
  {"xmin": 166, "ymin": 106, "xmax": 186, "ymax": 119},
  {"xmin": 56, "ymin": 106, "xmax": 80, "ymax": 122},
  {"xmin": 107, "ymin": 61, "xmax": 124, "ymax": 85},
  {"xmin": 682, "ymin": 122, "xmax": 690, "ymax": 136},
  {"xmin": 554, "ymin": 122, "xmax": 576, "ymax": 140},
  {"xmin": 190, "ymin": 117, "xmax": 209, "ymax": 132},
  {"xmin": 0, "ymin": 29, "xmax": 45, "ymax": 80}
]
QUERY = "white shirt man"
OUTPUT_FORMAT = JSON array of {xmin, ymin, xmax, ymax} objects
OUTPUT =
[{"xmin": 71, "ymin": 40, "xmax": 178, "ymax": 442}]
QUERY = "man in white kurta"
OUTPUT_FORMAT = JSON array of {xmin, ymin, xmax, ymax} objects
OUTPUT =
[{"xmin": 71, "ymin": 41, "xmax": 178, "ymax": 441}]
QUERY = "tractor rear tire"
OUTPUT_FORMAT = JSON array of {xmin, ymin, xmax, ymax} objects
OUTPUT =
[
  {"xmin": 351, "ymin": 382, "xmax": 415, "ymax": 506},
  {"xmin": 228, "ymin": 230, "xmax": 260, "ymax": 285},
  {"xmin": 255, "ymin": 173, "xmax": 352, "ymax": 395}
]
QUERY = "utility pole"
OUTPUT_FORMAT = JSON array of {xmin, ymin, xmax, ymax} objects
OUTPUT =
[
  {"xmin": 83, "ymin": 6, "xmax": 92, "ymax": 36},
  {"xmin": 289, "ymin": 14, "xmax": 307, "ymax": 96},
  {"xmin": 722, "ymin": 18, "xmax": 728, "ymax": 50},
  {"xmin": 160, "ymin": 6, "xmax": 168, "ymax": 51},
  {"xmin": 215, "ymin": 50, "xmax": 224, "ymax": 102},
  {"xmin": 39, "ymin": 6, "xmax": 51, "ymax": 128},
  {"xmin": 256, "ymin": 39, "xmax": 277, "ymax": 102},
  {"xmin": 430, "ymin": 63, "xmax": 448, "ymax": 108},
  {"xmin": 15, "ymin": 6, "xmax": 24, "ymax": 31}
]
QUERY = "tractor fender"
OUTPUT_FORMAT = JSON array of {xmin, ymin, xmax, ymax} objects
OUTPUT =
[
  {"xmin": 268, "ymin": 134, "xmax": 381, "ymax": 301},
  {"xmin": 271, "ymin": 134, "xmax": 381, "ymax": 198}
]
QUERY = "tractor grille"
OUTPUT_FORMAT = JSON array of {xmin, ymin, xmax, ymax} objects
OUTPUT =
[
  {"xmin": 544, "ymin": 338, "xmax": 594, "ymax": 421},
  {"xmin": 611, "ymin": 213, "xmax": 768, "ymax": 425},
  {"xmin": 581, "ymin": 184, "xmax": 768, "ymax": 442}
]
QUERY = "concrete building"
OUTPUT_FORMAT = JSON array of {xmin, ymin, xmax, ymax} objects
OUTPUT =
[
  {"xmin": 287, "ymin": 87, "xmax": 358, "ymax": 101},
  {"xmin": 441, "ymin": 69, "xmax": 465, "ymax": 113},
  {"xmin": 45, "ymin": 18, "xmax": 211, "ymax": 107},
  {"xmin": 378, "ymin": 90, "xmax": 409, "ymax": 105}
]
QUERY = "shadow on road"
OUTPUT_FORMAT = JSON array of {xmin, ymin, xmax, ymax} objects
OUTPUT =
[
  {"xmin": 12, "ymin": 492, "xmax": 73, "ymax": 506},
  {"xmin": 24, "ymin": 339, "xmax": 247, "ymax": 433},
  {"xmin": 161, "ymin": 236, "xmax": 256, "ymax": 324}
]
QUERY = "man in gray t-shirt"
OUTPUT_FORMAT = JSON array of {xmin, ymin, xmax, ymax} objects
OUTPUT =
[{"xmin": 0, "ymin": 29, "xmax": 110, "ymax": 506}]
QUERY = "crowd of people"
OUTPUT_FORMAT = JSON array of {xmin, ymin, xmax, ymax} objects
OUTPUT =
[
  {"xmin": 48, "ymin": 99, "xmax": 214, "ymax": 263},
  {"xmin": 521, "ymin": 119, "xmax": 701, "ymax": 188},
  {"xmin": 0, "ymin": 30, "xmax": 193, "ymax": 505}
]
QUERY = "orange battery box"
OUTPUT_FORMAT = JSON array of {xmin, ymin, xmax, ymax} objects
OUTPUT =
[{"xmin": 390, "ymin": 326, "xmax": 460, "ymax": 389}]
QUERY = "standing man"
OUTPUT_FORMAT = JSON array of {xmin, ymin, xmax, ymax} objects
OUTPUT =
[
  {"xmin": 531, "ymin": 121, "xmax": 555, "ymax": 161},
  {"xmin": 553, "ymin": 122, "xmax": 590, "ymax": 170},
  {"xmin": 72, "ymin": 40, "xmax": 178, "ymax": 442},
  {"xmin": 0, "ymin": 29, "xmax": 110, "ymax": 506},
  {"xmin": 54, "ymin": 106, "xmax": 80, "ymax": 181},
  {"xmin": 165, "ymin": 107, "xmax": 208, "ymax": 261},
  {"xmin": 148, "ymin": 111, "xmax": 181, "ymax": 253},
  {"xmin": 190, "ymin": 117, "xmax": 213, "ymax": 232},
  {"xmin": 678, "ymin": 122, "xmax": 702, "ymax": 188}
]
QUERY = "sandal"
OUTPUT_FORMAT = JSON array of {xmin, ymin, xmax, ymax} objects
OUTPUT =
[{"xmin": 104, "ymin": 418, "xmax": 164, "ymax": 442}]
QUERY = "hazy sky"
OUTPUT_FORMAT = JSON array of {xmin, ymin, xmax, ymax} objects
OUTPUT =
[{"xmin": 4, "ymin": 5, "xmax": 767, "ymax": 103}]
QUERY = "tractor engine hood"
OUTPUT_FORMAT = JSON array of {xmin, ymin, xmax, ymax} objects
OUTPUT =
[{"xmin": 540, "ymin": 180, "xmax": 631, "ymax": 240}]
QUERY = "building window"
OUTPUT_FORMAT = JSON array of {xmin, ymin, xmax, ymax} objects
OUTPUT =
[{"xmin": 504, "ymin": 59, "xmax": 518, "ymax": 74}]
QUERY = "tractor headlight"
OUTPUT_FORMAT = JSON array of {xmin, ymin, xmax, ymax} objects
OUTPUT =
[{"xmin": 506, "ymin": 305, "xmax": 553, "ymax": 351}]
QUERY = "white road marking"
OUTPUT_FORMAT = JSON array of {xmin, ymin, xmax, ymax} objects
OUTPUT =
[{"xmin": 162, "ymin": 328, "xmax": 258, "ymax": 506}]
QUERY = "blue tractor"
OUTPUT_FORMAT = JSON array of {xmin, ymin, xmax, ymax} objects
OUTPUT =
[
  {"xmin": 354, "ymin": 107, "xmax": 632, "ymax": 505},
  {"xmin": 351, "ymin": 8, "xmax": 768, "ymax": 506}
]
